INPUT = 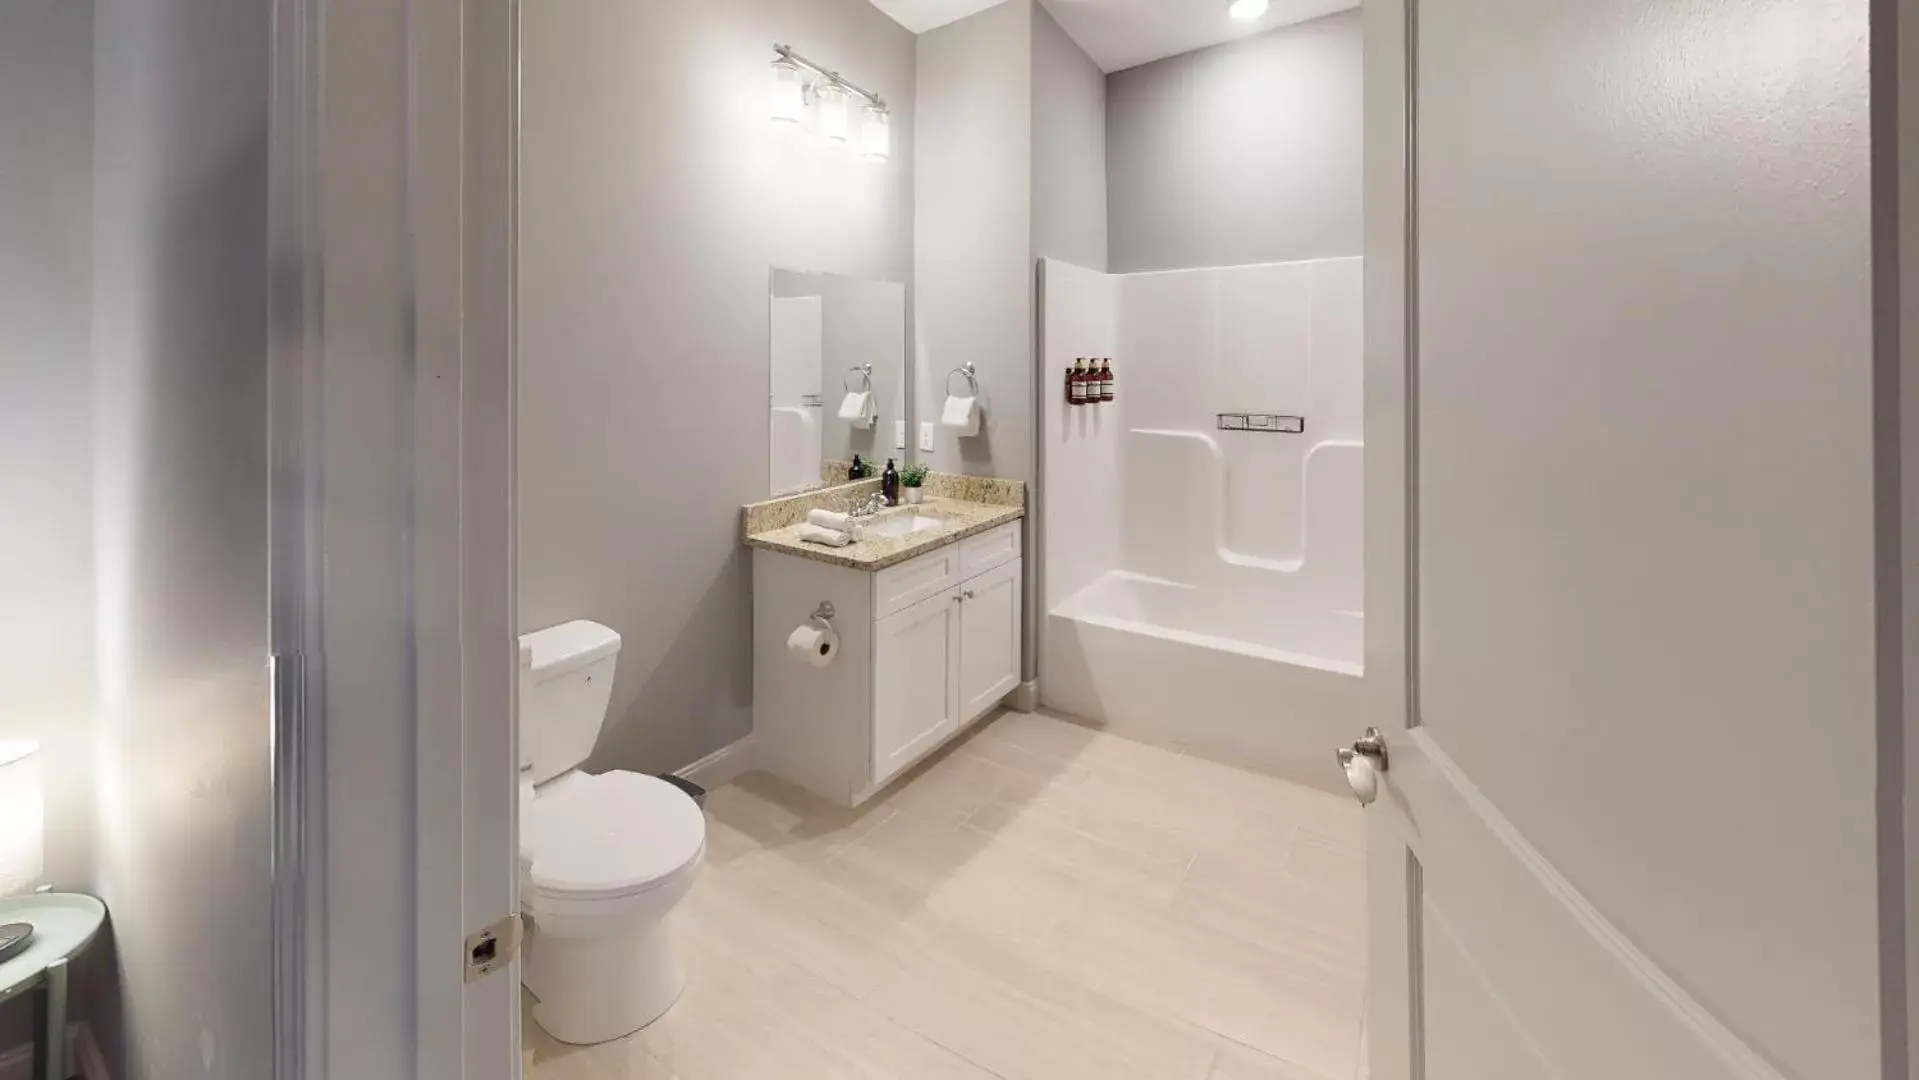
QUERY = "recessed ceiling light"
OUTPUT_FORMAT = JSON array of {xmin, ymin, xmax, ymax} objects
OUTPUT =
[{"xmin": 1228, "ymin": 0, "xmax": 1270, "ymax": 21}]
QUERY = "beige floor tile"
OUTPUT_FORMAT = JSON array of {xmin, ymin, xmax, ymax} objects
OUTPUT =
[
  {"xmin": 1209, "ymin": 1040, "xmax": 1346, "ymax": 1080},
  {"xmin": 964, "ymin": 798, "xmax": 1195, "ymax": 904},
  {"xmin": 870, "ymin": 911, "xmax": 1219, "ymax": 1080},
  {"xmin": 530, "ymin": 708, "xmax": 1370, "ymax": 1080},
  {"xmin": 869, "ymin": 739, "xmax": 1035, "ymax": 825},
  {"xmin": 1047, "ymin": 892, "xmax": 1364, "ymax": 1076}
]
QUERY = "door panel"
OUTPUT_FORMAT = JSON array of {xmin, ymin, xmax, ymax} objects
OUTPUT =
[
  {"xmin": 958, "ymin": 557, "xmax": 1022, "ymax": 723},
  {"xmin": 873, "ymin": 588, "xmax": 960, "ymax": 784},
  {"xmin": 1363, "ymin": 0, "xmax": 1879, "ymax": 1076}
]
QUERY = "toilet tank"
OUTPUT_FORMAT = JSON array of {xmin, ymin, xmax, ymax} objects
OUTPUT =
[{"xmin": 519, "ymin": 620, "xmax": 622, "ymax": 785}]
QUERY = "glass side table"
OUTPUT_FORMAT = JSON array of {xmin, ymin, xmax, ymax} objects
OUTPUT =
[{"xmin": 0, "ymin": 894, "xmax": 107, "ymax": 1080}]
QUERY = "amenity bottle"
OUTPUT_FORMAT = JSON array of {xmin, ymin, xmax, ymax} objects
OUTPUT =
[{"xmin": 1100, "ymin": 359, "xmax": 1115, "ymax": 403}]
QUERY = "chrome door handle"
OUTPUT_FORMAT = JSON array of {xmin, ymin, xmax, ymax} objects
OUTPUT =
[{"xmin": 1335, "ymin": 727, "xmax": 1388, "ymax": 805}]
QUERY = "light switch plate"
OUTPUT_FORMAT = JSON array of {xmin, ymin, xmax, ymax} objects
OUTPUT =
[
  {"xmin": 918, "ymin": 421, "xmax": 936, "ymax": 453},
  {"xmin": 895, "ymin": 420, "xmax": 906, "ymax": 450}
]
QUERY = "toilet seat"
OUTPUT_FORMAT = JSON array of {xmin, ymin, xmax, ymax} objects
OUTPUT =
[{"xmin": 522, "ymin": 771, "xmax": 705, "ymax": 901}]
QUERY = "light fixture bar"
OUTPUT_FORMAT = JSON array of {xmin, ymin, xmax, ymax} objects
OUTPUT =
[{"xmin": 774, "ymin": 44, "xmax": 885, "ymax": 110}]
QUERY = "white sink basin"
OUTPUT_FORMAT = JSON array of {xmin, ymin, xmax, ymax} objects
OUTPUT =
[{"xmin": 864, "ymin": 512, "xmax": 945, "ymax": 540}]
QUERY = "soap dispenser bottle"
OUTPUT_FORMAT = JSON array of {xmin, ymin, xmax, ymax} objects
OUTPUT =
[
  {"xmin": 849, "ymin": 454, "xmax": 865, "ymax": 481},
  {"xmin": 881, "ymin": 458, "xmax": 900, "ymax": 506}
]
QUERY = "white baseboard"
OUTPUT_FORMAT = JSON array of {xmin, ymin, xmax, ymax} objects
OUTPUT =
[
  {"xmin": 0, "ymin": 1022, "xmax": 107, "ymax": 1080},
  {"xmin": 1008, "ymin": 679, "xmax": 1040, "ymax": 713},
  {"xmin": 674, "ymin": 734, "xmax": 756, "ymax": 791}
]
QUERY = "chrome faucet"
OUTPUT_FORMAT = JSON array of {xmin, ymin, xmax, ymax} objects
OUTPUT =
[{"xmin": 848, "ymin": 493, "xmax": 888, "ymax": 519}]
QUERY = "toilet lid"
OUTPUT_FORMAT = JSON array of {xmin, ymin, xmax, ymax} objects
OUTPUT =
[{"xmin": 521, "ymin": 771, "xmax": 706, "ymax": 899}]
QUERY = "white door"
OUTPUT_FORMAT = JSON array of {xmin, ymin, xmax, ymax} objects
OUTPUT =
[
  {"xmin": 1361, "ymin": 2, "xmax": 1884, "ymax": 1079},
  {"xmin": 957, "ymin": 558, "xmax": 1022, "ymax": 724},
  {"xmin": 873, "ymin": 587, "xmax": 962, "ymax": 784}
]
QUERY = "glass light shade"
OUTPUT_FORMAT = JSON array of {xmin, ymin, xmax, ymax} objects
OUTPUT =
[
  {"xmin": 1228, "ymin": 0, "xmax": 1270, "ymax": 20},
  {"xmin": 860, "ymin": 107, "xmax": 891, "ymax": 162},
  {"xmin": 769, "ymin": 58, "xmax": 806, "ymax": 125},
  {"xmin": 0, "ymin": 741, "xmax": 43, "ymax": 896},
  {"xmin": 816, "ymin": 83, "xmax": 851, "ymax": 143}
]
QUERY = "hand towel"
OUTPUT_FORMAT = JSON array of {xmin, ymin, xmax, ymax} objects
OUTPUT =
[
  {"xmin": 799, "ymin": 524, "xmax": 852, "ymax": 548},
  {"xmin": 940, "ymin": 394, "xmax": 980, "ymax": 436},
  {"xmin": 838, "ymin": 391, "xmax": 876, "ymax": 428},
  {"xmin": 808, "ymin": 508, "xmax": 854, "ymax": 532}
]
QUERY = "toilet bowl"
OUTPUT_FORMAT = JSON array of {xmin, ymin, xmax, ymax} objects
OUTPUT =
[{"xmin": 518, "ymin": 621, "xmax": 707, "ymax": 1045}]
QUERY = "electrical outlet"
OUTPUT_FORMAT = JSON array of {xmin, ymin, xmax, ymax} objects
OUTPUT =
[
  {"xmin": 918, "ymin": 421, "xmax": 936, "ymax": 453},
  {"xmin": 894, "ymin": 420, "xmax": 907, "ymax": 450}
]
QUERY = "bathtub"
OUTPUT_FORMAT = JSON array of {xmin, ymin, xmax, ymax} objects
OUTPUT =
[{"xmin": 1042, "ymin": 571, "xmax": 1364, "ymax": 795}]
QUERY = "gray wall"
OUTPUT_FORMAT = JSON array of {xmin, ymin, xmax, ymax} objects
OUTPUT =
[
  {"xmin": 0, "ymin": 0, "xmax": 95, "ymax": 1055},
  {"xmin": 0, "ymin": 0, "xmax": 95, "ymax": 894},
  {"xmin": 520, "ymin": 0, "xmax": 916, "ymax": 774},
  {"xmin": 1032, "ymin": 2, "xmax": 1107, "ymax": 273},
  {"xmin": 88, "ymin": 1, "xmax": 274, "ymax": 1077},
  {"xmin": 914, "ymin": 0, "xmax": 1033, "ymax": 479},
  {"xmin": 1026, "ymin": 1, "xmax": 1107, "ymax": 682},
  {"xmin": 1106, "ymin": 10, "xmax": 1362, "ymax": 273}
]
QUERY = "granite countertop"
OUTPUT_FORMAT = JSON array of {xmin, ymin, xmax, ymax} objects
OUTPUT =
[{"xmin": 745, "ymin": 496, "xmax": 1025, "ymax": 570}]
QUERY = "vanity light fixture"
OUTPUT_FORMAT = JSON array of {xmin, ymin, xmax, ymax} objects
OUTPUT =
[
  {"xmin": 1228, "ymin": 0, "xmax": 1270, "ymax": 21},
  {"xmin": 860, "ymin": 105, "xmax": 891, "ymax": 162},
  {"xmin": 816, "ymin": 82, "xmax": 851, "ymax": 143},
  {"xmin": 770, "ymin": 44, "xmax": 890, "ymax": 161},
  {"xmin": 769, "ymin": 55, "xmax": 806, "ymax": 125}
]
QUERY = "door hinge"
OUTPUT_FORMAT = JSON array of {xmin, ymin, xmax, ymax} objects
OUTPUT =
[{"xmin": 464, "ymin": 913, "xmax": 523, "ymax": 983}]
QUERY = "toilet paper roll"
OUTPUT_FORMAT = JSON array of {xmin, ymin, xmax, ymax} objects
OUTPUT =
[{"xmin": 787, "ymin": 621, "xmax": 840, "ymax": 667}]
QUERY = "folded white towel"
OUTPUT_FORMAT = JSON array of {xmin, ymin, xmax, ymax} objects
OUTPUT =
[
  {"xmin": 940, "ymin": 394, "xmax": 980, "ymax": 436},
  {"xmin": 799, "ymin": 524, "xmax": 852, "ymax": 547},
  {"xmin": 808, "ymin": 508, "xmax": 854, "ymax": 532},
  {"xmin": 838, "ymin": 391, "xmax": 876, "ymax": 428}
]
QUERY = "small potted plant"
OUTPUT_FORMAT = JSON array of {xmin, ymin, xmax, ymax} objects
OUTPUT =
[{"xmin": 900, "ymin": 461, "xmax": 930, "ymax": 505}]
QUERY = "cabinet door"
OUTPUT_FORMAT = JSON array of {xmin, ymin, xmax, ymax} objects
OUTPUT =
[
  {"xmin": 957, "ymin": 557, "xmax": 1022, "ymax": 725},
  {"xmin": 872, "ymin": 586, "xmax": 961, "ymax": 786}
]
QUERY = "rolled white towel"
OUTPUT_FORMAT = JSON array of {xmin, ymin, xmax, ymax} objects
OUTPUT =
[
  {"xmin": 799, "ymin": 524, "xmax": 852, "ymax": 547},
  {"xmin": 807, "ymin": 508, "xmax": 854, "ymax": 532}
]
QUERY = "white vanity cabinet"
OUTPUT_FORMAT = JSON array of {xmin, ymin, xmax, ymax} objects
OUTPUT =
[{"xmin": 753, "ymin": 520, "xmax": 1023, "ymax": 807}]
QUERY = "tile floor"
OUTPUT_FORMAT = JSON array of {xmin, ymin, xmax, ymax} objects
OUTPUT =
[{"xmin": 526, "ymin": 709, "xmax": 1369, "ymax": 1080}]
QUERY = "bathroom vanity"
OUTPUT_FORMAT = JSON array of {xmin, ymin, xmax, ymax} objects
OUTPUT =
[{"xmin": 745, "ymin": 480, "xmax": 1025, "ymax": 807}]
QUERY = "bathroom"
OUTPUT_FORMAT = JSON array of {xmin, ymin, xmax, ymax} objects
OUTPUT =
[
  {"xmin": 0, "ymin": 0, "xmax": 1896, "ymax": 1075},
  {"xmin": 514, "ymin": 0, "xmax": 1368, "ymax": 1076}
]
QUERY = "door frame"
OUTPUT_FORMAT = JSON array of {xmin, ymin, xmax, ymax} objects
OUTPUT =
[
  {"xmin": 1885, "ymin": 0, "xmax": 1918, "ymax": 1070},
  {"xmin": 1359, "ymin": 0, "xmax": 1414, "ymax": 1074},
  {"xmin": 269, "ymin": 0, "xmax": 522, "ymax": 1077}
]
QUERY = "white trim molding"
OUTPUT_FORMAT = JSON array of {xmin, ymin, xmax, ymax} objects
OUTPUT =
[
  {"xmin": 676, "ymin": 735, "xmax": 759, "ymax": 792},
  {"xmin": 1008, "ymin": 679, "xmax": 1041, "ymax": 713}
]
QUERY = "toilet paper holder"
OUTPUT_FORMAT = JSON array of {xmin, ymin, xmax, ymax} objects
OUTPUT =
[{"xmin": 809, "ymin": 601, "xmax": 836, "ymax": 630}]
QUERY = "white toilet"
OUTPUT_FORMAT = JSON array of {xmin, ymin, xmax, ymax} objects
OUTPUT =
[{"xmin": 518, "ymin": 620, "xmax": 707, "ymax": 1045}]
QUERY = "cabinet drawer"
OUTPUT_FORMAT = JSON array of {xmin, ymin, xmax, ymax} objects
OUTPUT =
[
  {"xmin": 959, "ymin": 520, "xmax": 1022, "ymax": 579},
  {"xmin": 873, "ymin": 543, "xmax": 963, "ymax": 620}
]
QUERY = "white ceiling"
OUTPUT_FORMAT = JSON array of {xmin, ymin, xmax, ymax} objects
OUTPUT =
[{"xmin": 867, "ymin": 0, "xmax": 1361, "ymax": 73}]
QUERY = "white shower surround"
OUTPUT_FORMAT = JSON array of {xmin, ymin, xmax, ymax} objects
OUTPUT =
[{"xmin": 1039, "ymin": 256, "xmax": 1363, "ymax": 792}]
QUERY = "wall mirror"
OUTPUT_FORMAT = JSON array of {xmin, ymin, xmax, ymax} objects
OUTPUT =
[{"xmin": 767, "ymin": 268, "xmax": 907, "ymax": 497}]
